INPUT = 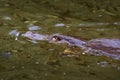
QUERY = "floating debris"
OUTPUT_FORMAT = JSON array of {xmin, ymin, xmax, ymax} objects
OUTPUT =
[
  {"xmin": 11, "ymin": 66, "xmax": 16, "ymax": 69},
  {"xmin": 9, "ymin": 30, "xmax": 20, "ymax": 40},
  {"xmin": 63, "ymin": 72, "xmax": 66, "ymax": 75},
  {"xmin": 24, "ymin": 21, "xmax": 38, "ymax": 24},
  {"xmin": 48, "ymin": 48, "xmax": 55, "ymax": 51},
  {"xmin": 96, "ymin": 28, "xmax": 105, "ymax": 31},
  {"xmin": 35, "ymin": 61, "xmax": 39, "ymax": 64},
  {"xmin": 117, "ymin": 67, "xmax": 120, "ymax": 71},
  {"xmin": 79, "ymin": 22, "xmax": 120, "ymax": 27},
  {"xmin": 63, "ymin": 48, "xmax": 73, "ymax": 54},
  {"xmin": 21, "ymin": 66, "xmax": 25, "ymax": 69},
  {"xmin": 28, "ymin": 25, "xmax": 41, "ymax": 31},
  {"xmin": 97, "ymin": 61, "xmax": 109, "ymax": 67},
  {"xmin": 11, "ymin": 50, "xmax": 18, "ymax": 53},
  {"xmin": 2, "ymin": 52, "xmax": 11, "ymax": 58},
  {"xmin": 79, "ymin": 22, "xmax": 109, "ymax": 27},
  {"xmin": 47, "ymin": 15, "xmax": 58, "ymax": 18},
  {"xmin": 113, "ymin": 22, "xmax": 120, "ymax": 25},
  {"xmin": 2, "ymin": 16, "xmax": 12, "ymax": 20},
  {"xmin": 9, "ymin": 30, "xmax": 19, "ymax": 37},
  {"xmin": 82, "ymin": 52, "xmax": 86, "ymax": 55},
  {"xmin": 55, "ymin": 23, "xmax": 65, "ymax": 27}
]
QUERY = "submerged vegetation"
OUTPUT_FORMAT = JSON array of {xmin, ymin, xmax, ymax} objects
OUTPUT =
[
  {"xmin": 0, "ymin": 0, "xmax": 120, "ymax": 80},
  {"xmin": 1, "ymin": 0, "xmax": 120, "ymax": 22}
]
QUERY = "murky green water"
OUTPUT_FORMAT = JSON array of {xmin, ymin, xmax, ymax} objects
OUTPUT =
[{"xmin": 0, "ymin": 0, "xmax": 120, "ymax": 80}]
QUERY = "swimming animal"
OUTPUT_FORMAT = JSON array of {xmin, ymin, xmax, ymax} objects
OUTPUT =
[{"xmin": 10, "ymin": 30, "xmax": 120, "ymax": 60}]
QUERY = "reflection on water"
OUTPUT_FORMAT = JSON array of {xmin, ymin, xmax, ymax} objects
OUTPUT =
[
  {"xmin": 2, "ymin": 16, "xmax": 12, "ymax": 20},
  {"xmin": 28, "ymin": 25, "xmax": 41, "ymax": 31},
  {"xmin": 79, "ymin": 22, "xmax": 120, "ymax": 27},
  {"xmin": 55, "ymin": 23, "xmax": 65, "ymax": 27}
]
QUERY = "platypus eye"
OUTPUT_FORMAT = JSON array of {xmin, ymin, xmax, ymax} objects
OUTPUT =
[{"xmin": 52, "ymin": 36, "xmax": 62, "ymax": 42}]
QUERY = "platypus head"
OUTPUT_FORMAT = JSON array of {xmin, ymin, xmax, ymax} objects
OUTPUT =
[
  {"xmin": 47, "ymin": 34, "xmax": 63, "ymax": 42},
  {"xmin": 51, "ymin": 35, "xmax": 62, "ymax": 42}
]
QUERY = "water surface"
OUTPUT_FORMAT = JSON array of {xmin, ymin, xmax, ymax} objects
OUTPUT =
[{"xmin": 0, "ymin": 0, "xmax": 120, "ymax": 80}]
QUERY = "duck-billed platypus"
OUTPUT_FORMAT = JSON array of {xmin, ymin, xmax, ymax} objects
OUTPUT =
[{"xmin": 10, "ymin": 30, "xmax": 120, "ymax": 60}]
